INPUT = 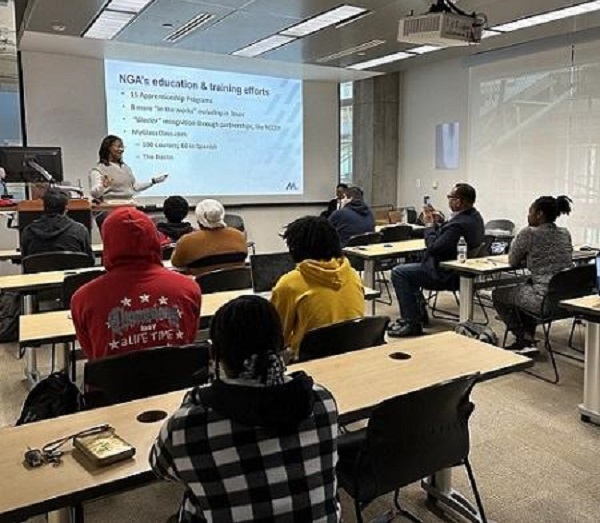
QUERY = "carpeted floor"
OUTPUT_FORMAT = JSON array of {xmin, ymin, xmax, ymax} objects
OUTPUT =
[{"xmin": 2, "ymin": 292, "xmax": 599, "ymax": 523}]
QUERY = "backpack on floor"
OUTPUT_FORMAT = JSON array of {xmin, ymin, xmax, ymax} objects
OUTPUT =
[
  {"xmin": 0, "ymin": 291, "xmax": 20, "ymax": 342},
  {"xmin": 455, "ymin": 321, "xmax": 499, "ymax": 346},
  {"xmin": 16, "ymin": 372, "xmax": 84, "ymax": 425}
]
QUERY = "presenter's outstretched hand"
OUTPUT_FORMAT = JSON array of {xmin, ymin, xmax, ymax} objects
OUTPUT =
[{"xmin": 152, "ymin": 173, "xmax": 169, "ymax": 185}]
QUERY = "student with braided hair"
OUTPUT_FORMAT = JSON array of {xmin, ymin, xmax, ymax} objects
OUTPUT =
[
  {"xmin": 151, "ymin": 295, "xmax": 341, "ymax": 523},
  {"xmin": 271, "ymin": 215, "xmax": 364, "ymax": 359},
  {"xmin": 493, "ymin": 195, "xmax": 574, "ymax": 351}
]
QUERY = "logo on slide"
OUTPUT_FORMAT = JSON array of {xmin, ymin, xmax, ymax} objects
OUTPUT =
[{"xmin": 285, "ymin": 182, "xmax": 298, "ymax": 191}]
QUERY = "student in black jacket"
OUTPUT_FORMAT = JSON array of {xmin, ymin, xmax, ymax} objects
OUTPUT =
[
  {"xmin": 156, "ymin": 195, "xmax": 194, "ymax": 242},
  {"xmin": 389, "ymin": 183, "xmax": 485, "ymax": 337},
  {"xmin": 328, "ymin": 186, "xmax": 375, "ymax": 246},
  {"xmin": 21, "ymin": 188, "xmax": 93, "ymax": 260}
]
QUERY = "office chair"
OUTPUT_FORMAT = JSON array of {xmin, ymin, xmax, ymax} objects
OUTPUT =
[
  {"xmin": 337, "ymin": 373, "xmax": 486, "ymax": 523},
  {"xmin": 298, "ymin": 316, "xmax": 390, "ymax": 362},
  {"xmin": 84, "ymin": 343, "xmax": 210, "ymax": 408}
]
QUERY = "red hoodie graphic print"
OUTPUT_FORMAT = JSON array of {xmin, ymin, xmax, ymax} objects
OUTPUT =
[{"xmin": 71, "ymin": 207, "xmax": 201, "ymax": 361}]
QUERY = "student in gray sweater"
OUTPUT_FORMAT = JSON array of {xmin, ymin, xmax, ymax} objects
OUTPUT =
[
  {"xmin": 493, "ymin": 195, "xmax": 573, "ymax": 350},
  {"xmin": 89, "ymin": 135, "xmax": 167, "ymax": 201}
]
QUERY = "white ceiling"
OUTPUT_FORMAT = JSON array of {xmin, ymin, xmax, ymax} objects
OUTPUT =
[{"xmin": 16, "ymin": 0, "xmax": 600, "ymax": 76}]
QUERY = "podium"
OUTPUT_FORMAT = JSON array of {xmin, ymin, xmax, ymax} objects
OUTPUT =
[{"xmin": 17, "ymin": 199, "xmax": 93, "ymax": 239}]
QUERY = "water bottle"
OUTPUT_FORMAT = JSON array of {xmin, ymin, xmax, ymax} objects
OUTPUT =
[{"xmin": 457, "ymin": 236, "xmax": 467, "ymax": 263}]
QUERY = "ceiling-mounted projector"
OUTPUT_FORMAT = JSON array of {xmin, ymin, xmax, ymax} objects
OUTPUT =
[{"xmin": 398, "ymin": 1, "xmax": 484, "ymax": 47}]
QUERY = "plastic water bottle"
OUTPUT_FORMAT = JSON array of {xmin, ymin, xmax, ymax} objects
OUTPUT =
[{"xmin": 457, "ymin": 236, "xmax": 467, "ymax": 263}]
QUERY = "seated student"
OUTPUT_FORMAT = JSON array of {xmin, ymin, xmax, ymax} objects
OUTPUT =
[
  {"xmin": 21, "ymin": 187, "xmax": 93, "ymax": 260},
  {"xmin": 389, "ymin": 183, "xmax": 484, "ymax": 337},
  {"xmin": 171, "ymin": 199, "xmax": 247, "ymax": 276},
  {"xmin": 156, "ymin": 195, "xmax": 194, "ymax": 242},
  {"xmin": 321, "ymin": 182, "xmax": 348, "ymax": 218},
  {"xmin": 271, "ymin": 216, "xmax": 364, "ymax": 359},
  {"xmin": 328, "ymin": 186, "xmax": 375, "ymax": 246},
  {"xmin": 71, "ymin": 207, "xmax": 201, "ymax": 361},
  {"xmin": 151, "ymin": 295, "xmax": 341, "ymax": 523},
  {"xmin": 493, "ymin": 195, "xmax": 573, "ymax": 351}
]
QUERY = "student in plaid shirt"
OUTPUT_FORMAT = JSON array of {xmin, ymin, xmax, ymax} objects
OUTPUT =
[{"xmin": 150, "ymin": 295, "xmax": 341, "ymax": 523}]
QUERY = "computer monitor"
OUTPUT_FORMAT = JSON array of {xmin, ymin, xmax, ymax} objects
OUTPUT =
[
  {"xmin": 0, "ymin": 146, "xmax": 63, "ymax": 183},
  {"xmin": 250, "ymin": 252, "xmax": 296, "ymax": 293}
]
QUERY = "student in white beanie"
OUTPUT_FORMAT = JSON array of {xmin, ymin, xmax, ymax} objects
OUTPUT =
[{"xmin": 171, "ymin": 199, "xmax": 247, "ymax": 276}]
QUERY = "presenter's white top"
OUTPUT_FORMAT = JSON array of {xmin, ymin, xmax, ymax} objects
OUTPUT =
[{"xmin": 89, "ymin": 162, "xmax": 152, "ymax": 200}]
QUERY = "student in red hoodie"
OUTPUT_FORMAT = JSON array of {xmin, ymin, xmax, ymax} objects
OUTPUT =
[{"xmin": 71, "ymin": 207, "xmax": 201, "ymax": 361}]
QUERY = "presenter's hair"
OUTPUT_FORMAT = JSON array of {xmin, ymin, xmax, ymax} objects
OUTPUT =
[
  {"xmin": 98, "ymin": 135, "xmax": 123, "ymax": 165},
  {"xmin": 43, "ymin": 187, "xmax": 69, "ymax": 214},
  {"xmin": 163, "ymin": 196, "xmax": 189, "ymax": 223},
  {"xmin": 283, "ymin": 215, "xmax": 342, "ymax": 262}
]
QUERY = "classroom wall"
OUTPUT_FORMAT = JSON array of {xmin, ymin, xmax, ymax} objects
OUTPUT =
[{"xmin": 397, "ymin": 58, "xmax": 469, "ymax": 212}]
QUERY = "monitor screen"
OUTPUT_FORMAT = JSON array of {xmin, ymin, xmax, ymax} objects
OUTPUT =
[
  {"xmin": 0, "ymin": 147, "xmax": 63, "ymax": 183},
  {"xmin": 250, "ymin": 252, "xmax": 295, "ymax": 293}
]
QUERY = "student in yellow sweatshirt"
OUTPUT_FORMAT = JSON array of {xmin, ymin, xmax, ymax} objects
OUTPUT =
[{"xmin": 271, "ymin": 215, "xmax": 364, "ymax": 359}]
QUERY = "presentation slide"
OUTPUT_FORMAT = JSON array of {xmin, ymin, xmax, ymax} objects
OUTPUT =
[{"xmin": 104, "ymin": 59, "xmax": 303, "ymax": 196}]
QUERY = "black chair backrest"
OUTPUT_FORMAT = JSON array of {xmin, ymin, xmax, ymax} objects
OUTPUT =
[
  {"xmin": 196, "ymin": 267, "xmax": 252, "ymax": 294},
  {"xmin": 381, "ymin": 225, "xmax": 412, "ymax": 243},
  {"xmin": 161, "ymin": 244, "xmax": 175, "ymax": 261},
  {"xmin": 84, "ymin": 343, "xmax": 210, "ymax": 407},
  {"xmin": 62, "ymin": 269, "xmax": 106, "ymax": 308},
  {"xmin": 250, "ymin": 252, "xmax": 295, "ymax": 293},
  {"xmin": 298, "ymin": 316, "xmax": 390, "ymax": 362},
  {"xmin": 22, "ymin": 251, "xmax": 95, "ymax": 274},
  {"xmin": 345, "ymin": 232, "xmax": 383, "ymax": 247},
  {"xmin": 352, "ymin": 373, "xmax": 479, "ymax": 502},
  {"xmin": 485, "ymin": 219, "xmax": 515, "ymax": 234},
  {"xmin": 224, "ymin": 213, "xmax": 245, "ymax": 232},
  {"xmin": 545, "ymin": 264, "xmax": 596, "ymax": 315}
]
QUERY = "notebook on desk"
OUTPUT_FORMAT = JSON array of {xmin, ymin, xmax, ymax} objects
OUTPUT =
[{"xmin": 250, "ymin": 252, "xmax": 295, "ymax": 293}]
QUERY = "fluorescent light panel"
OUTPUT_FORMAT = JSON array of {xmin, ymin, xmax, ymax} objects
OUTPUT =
[
  {"xmin": 85, "ymin": 10, "xmax": 135, "ymax": 39},
  {"xmin": 165, "ymin": 13, "xmax": 214, "ymax": 42},
  {"xmin": 348, "ymin": 51, "xmax": 413, "ymax": 70},
  {"xmin": 281, "ymin": 5, "xmax": 367, "ymax": 37},
  {"xmin": 493, "ymin": 0, "xmax": 600, "ymax": 32},
  {"xmin": 232, "ymin": 35, "xmax": 296, "ymax": 57},
  {"xmin": 408, "ymin": 45, "xmax": 439, "ymax": 54},
  {"xmin": 107, "ymin": 0, "xmax": 154, "ymax": 13},
  {"xmin": 317, "ymin": 39, "xmax": 386, "ymax": 63}
]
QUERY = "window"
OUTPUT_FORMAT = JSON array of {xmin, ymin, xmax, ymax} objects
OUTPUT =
[
  {"xmin": 340, "ymin": 82, "xmax": 353, "ymax": 184},
  {"xmin": 0, "ymin": 0, "xmax": 23, "ymax": 145}
]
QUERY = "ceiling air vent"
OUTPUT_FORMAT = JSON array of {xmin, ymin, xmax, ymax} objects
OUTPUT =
[{"xmin": 164, "ymin": 13, "xmax": 214, "ymax": 42}]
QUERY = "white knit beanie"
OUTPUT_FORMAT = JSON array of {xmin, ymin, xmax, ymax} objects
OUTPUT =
[{"xmin": 195, "ymin": 199, "xmax": 226, "ymax": 229}]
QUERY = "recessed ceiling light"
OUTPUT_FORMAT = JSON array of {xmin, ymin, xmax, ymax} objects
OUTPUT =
[
  {"xmin": 52, "ymin": 22, "xmax": 67, "ymax": 32},
  {"xmin": 280, "ymin": 5, "xmax": 368, "ymax": 37},
  {"xmin": 408, "ymin": 45, "xmax": 439, "ymax": 55},
  {"xmin": 108, "ymin": 0, "xmax": 154, "ymax": 13},
  {"xmin": 84, "ymin": 10, "xmax": 135, "ymax": 39},
  {"xmin": 348, "ymin": 51, "xmax": 413, "ymax": 70},
  {"xmin": 492, "ymin": 0, "xmax": 600, "ymax": 32},
  {"xmin": 232, "ymin": 35, "xmax": 296, "ymax": 57}
]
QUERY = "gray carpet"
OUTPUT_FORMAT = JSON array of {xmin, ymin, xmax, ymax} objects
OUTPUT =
[{"xmin": 2, "ymin": 293, "xmax": 599, "ymax": 523}]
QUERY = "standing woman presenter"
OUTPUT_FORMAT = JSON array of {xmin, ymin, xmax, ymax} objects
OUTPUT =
[{"xmin": 89, "ymin": 135, "xmax": 168, "ymax": 201}]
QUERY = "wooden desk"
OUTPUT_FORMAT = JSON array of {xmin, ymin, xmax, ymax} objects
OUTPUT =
[
  {"xmin": 0, "ymin": 244, "xmax": 104, "ymax": 263},
  {"xmin": 561, "ymin": 295, "xmax": 600, "ymax": 425},
  {"xmin": 0, "ymin": 332, "xmax": 530, "ymax": 523},
  {"xmin": 343, "ymin": 239, "xmax": 426, "ymax": 288},
  {"xmin": 441, "ymin": 250, "xmax": 596, "ymax": 323}
]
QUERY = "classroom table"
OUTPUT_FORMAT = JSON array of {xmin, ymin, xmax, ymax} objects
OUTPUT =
[
  {"xmin": 0, "ymin": 244, "xmax": 104, "ymax": 263},
  {"xmin": 561, "ymin": 295, "xmax": 600, "ymax": 425},
  {"xmin": 374, "ymin": 223, "xmax": 425, "ymax": 233},
  {"xmin": 441, "ymin": 249, "xmax": 599, "ymax": 323},
  {"xmin": 343, "ymin": 239, "xmax": 426, "ymax": 289},
  {"xmin": 20, "ymin": 287, "xmax": 381, "ymax": 372},
  {"xmin": 0, "ymin": 332, "xmax": 531, "ymax": 523}
]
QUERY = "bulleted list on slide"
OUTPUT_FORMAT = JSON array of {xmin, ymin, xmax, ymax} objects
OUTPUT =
[{"xmin": 105, "ymin": 59, "xmax": 303, "ymax": 196}]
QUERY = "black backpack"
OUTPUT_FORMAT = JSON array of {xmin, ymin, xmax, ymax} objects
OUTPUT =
[
  {"xmin": 0, "ymin": 291, "xmax": 20, "ymax": 342},
  {"xmin": 16, "ymin": 372, "xmax": 84, "ymax": 425}
]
